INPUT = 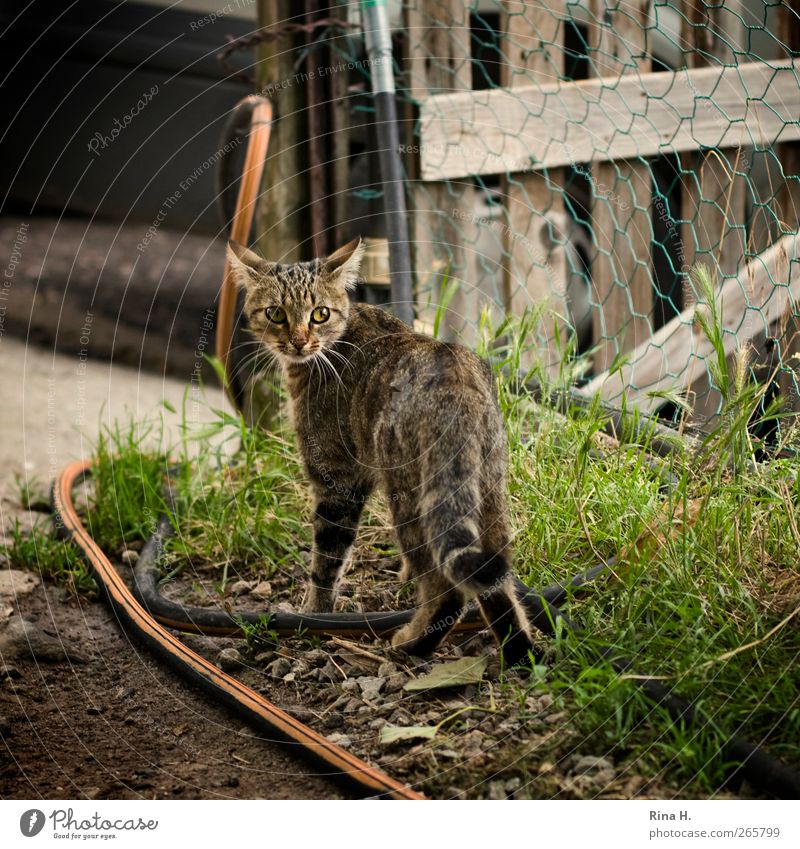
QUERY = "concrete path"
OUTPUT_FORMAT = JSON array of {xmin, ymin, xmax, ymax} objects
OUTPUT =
[{"xmin": 1, "ymin": 335, "xmax": 233, "ymax": 531}]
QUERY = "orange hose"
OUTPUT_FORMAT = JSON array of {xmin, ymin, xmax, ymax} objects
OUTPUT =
[
  {"xmin": 215, "ymin": 96, "xmax": 274, "ymax": 401},
  {"xmin": 52, "ymin": 460, "xmax": 424, "ymax": 800}
]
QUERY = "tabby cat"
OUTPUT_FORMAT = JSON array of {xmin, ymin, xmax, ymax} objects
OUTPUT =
[{"xmin": 227, "ymin": 237, "xmax": 538, "ymax": 665}]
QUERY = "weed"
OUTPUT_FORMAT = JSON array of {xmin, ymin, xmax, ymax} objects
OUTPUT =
[{"xmin": 3, "ymin": 521, "xmax": 97, "ymax": 597}]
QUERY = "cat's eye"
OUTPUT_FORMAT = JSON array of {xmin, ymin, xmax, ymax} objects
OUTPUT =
[
  {"xmin": 265, "ymin": 306, "xmax": 287, "ymax": 324},
  {"xmin": 310, "ymin": 306, "xmax": 330, "ymax": 324}
]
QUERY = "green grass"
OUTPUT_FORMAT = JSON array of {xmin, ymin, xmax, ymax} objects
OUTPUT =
[{"xmin": 4, "ymin": 520, "xmax": 97, "ymax": 597}]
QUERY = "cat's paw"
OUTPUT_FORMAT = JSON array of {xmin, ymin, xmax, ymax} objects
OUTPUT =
[
  {"xmin": 301, "ymin": 586, "xmax": 333, "ymax": 614},
  {"xmin": 390, "ymin": 623, "xmax": 428, "ymax": 653}
]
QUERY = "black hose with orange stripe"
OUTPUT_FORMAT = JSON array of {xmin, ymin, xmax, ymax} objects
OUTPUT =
[{"xmin": 52, "ymin": 459, "xmax": 424, "ymax": 800}]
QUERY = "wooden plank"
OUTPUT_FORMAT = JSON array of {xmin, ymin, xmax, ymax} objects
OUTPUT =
[
  {"xmin": 256, "ymin": 0, "xmax": 309, "ymax": 262},
  {"xmin": 500, "ymin": 1, "xmax": 567, "ymax": 375},
  {"xmin": 679, "ymin": 2, "xmax": 748, "ymax": 424},
  {"xmin": 329, "ymin": 0, "xmax": 351, "ymax": 248},
  {"xmin": 588, "ymin": 0, "xmax": 653, "ymax": 372},
  {"xmin": 416, "ymin": 60, "xmax": 800, "ymax": 180},
  {"xmin": 403, "ymin": 0, "xmax": 482, "ymax": 344},
  {"xmin": 584, "ymin": 232, "xmax": 800, "ymax": 414},
  {"xmin": 779, "ymin": 0, "xmax": 800, "ymax": 413},
  {"xmin": 679, "ymin": 1, "xmax": 747, "ymax": 284}
]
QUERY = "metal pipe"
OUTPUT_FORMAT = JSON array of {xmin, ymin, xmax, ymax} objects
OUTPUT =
[{"xmin": 361, "ymin": 0, "xmax": 414, "ymax": 325}]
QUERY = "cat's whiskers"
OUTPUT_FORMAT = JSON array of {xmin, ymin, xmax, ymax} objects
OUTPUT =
[
  {"xmin": 314, "ymin": 349, "xmax": 346, "ymax": 395},
  {"xmin": 323, "ymin": 346, "xmax": 352, "ymax": 373},
  {"xmin": 228, "ymin": 347, "xmax": 273, "ymax": 383}
]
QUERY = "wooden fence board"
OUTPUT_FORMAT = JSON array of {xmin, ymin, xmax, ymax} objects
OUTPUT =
[
  {"xmin": 416, "ymin": 60, "xmax": 800, "ymax": 180},
  {"xmin": 500, "ymin": 1, "xmax": 567, "ymax": 374},
  {"xmin": 404, "ymin": 0, "xmax": 479, "ymax": 343},
  {"xmin": 588, "ymin": 0, "xmax": 654, "ymax": 372},
  {"xmin": 584, "ymin": 232, "xmax": 800, "ymax": 414}
]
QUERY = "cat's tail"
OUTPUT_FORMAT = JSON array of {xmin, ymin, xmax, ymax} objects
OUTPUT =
[{"xmin": 422, "ymin": 439, "xmax": 536, "ymax": 665}]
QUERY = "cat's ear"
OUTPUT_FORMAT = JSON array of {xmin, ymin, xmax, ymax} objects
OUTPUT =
[
  {"xmin": 324, "ymin": 237, "xmax": 365, "ymax": 291},
  {"xmin": 226, "ymin": 240, "xmax": 270, "ymax": 290}
]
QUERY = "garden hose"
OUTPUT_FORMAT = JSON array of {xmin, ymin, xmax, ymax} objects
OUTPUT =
[
  {"xmin": 52, "ymin": 460, "xmax": 423, "ymax": 800},
  {"xmin": 215, "ymin": 95, "xmax": 273, "ymax": 410}
]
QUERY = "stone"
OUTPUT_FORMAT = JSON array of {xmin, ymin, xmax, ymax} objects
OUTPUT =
[
  {"xmin": 267, "ymin": 658, "xmax": 291, "ymax": 679},
  {"xmin": 486, "ymin": 780, "xmax": 507, "ymax": 800},
  {"xmin": 250, "ymin": 581, "xmax": 273, "ymax": 601},
  {"xmin": 0, "ymin": 616, "xmax": 86, "ymax": 663},
  {"xmin": 228, "ymin": 580, "xmax": 254, "ymax": 597},
  {"xmin": 384, "ymin": 673, "xmax": 407, "ymax": 694},
  {"xmin": 305, "ymin": 649, "xmax": 328, "ymax": 667},
  {"xmin": 377, "ymin": 661, "xmax": 397, "ymax": 678},
  {"xmin": 357, "ymin": 676, "xmax": 385, "ymax": 702},
  {"xmin": 291, "ymin": 660, "xmax": 310, "ymax": 678},
  {"xmin": 217, "ymin": 648, "xmax": 246, "ymax": 672},
  {"xmin": 318, "ymin": 661, "xmax": 339, "ymax": 683},
  {"xmin": 114, "ymin": 687, "xmax": 135, "ymax": 701},
  {"xmin": 573, "ymin": 755, "xmax": 613, "ymax": 775},
  {"xmin": 120, "ymin": 550, "xmax": 139, "ymax": 566},
  {"xmin": 0, "ymin": 569, "xmax": 39, "ymax": 600},
  {"xmin": 327, "ymin": 733, "xmax": 352, "ymax": 749}
]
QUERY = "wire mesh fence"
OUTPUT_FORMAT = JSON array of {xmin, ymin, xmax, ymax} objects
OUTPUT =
[{"xmin": 391, "ymin": 0, "xmax": 800, "ymax": 436}]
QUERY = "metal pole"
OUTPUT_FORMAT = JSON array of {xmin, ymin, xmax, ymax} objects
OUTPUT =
[{"xmin": 360, "ymin": 0, "xmax": 415, "ymax": 325}]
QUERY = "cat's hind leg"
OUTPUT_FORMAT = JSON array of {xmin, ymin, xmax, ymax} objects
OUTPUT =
[
  {"xmin": 389, "ymin": 504, "xmax": 465, "ymax": 655},
  {"xmin": 390, "ymin": 570, "xmax": 464, "ymax": 656},
  {"xmin": 427, "ymin": 499, "xmax": 535, "ymax": 666},
  {"xmin": 448, "ymin": 550, "xmax": 537, "ymax": 667}
]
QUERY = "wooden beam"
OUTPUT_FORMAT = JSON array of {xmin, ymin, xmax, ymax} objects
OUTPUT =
[
  {"xmin": 416, "ymin": 60, "xmax": 800, "ymax": 180},
  {"xmin": 584, "ymin": 232, "xmax": 800, "ymax": 415},
  {"xmin": 588, "ymin": 0, "xmax": 653, "ymax": 372},
  {"xmin": 500, "ymin": 1, "xmax": 567, "ymax": 375},
  {"xmin": 679, "ymin": 1, "xmax": 747, "ymax": 285},
  {"xmin": 256, "ymin": 0, "xmax": 309, "ymax": 263},
  {"xmin": 404, "ymin": 0, "xmax": 482, "ymax": 344},
  {"xmin": 779, "ymin": 0, "xmax": 800, "ymax": 413}
]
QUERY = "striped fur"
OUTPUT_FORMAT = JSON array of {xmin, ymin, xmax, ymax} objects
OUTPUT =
[{"xmin": 227, "ymin": 238, "xmax": 537, "ymax": 666}]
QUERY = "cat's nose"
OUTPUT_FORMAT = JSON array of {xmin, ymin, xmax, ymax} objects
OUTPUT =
[{"xmin": 290, "ymin": 332, "xmax": 308, "ymax": 352}]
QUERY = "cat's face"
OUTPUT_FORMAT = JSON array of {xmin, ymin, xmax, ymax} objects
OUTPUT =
[{"xmin": 226, "ymin": 238, "xmax": 364, "ymax": 365}]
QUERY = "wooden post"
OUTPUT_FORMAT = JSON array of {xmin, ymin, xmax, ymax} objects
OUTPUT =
[
  {"xmin": 587, "ymin": 0, "xmax": 654, "ymax": 373},
  {"xmin": 779, "ymin": 0, "xmax": 800, "ymax": 412},
  {"xmin": 329, "ymin": 0, "xmax": 351, "ymax": 249},
  {"xmin": 679, "ymin": 1, "xmax": 748, "ymax": 424},
  {"xmin": 256, "ymin": 0, "xmax": 310, "ymax": 263},
  {"xmin": 500, "ymin": 1, "xmax": 567, "ymax": 375},
  {"xmin": 680, "ymin": 1, "xmax": 747, "ymax": 283},
  {"xmin": 403, "ymin": 0, "xmax": 480, "ymax": 343}
]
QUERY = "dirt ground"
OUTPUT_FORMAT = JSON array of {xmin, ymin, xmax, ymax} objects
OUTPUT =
[
  {"xmin": 0, "ymin": 337, "xmax": 348, "ymax": 800},
  {"xmin": 0, "ymin": 583, "xmax": 344, "ymax": 799}
]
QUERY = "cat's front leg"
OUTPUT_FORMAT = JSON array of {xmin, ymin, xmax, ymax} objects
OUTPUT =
[{"xmin": 302, "ymin": 496, "xmax": 365, "ymax": 612}]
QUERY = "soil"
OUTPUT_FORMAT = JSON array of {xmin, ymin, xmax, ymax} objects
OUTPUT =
[{"xmin": 0, "ymin": 578, "xmax": 345, "ymax": 800}]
